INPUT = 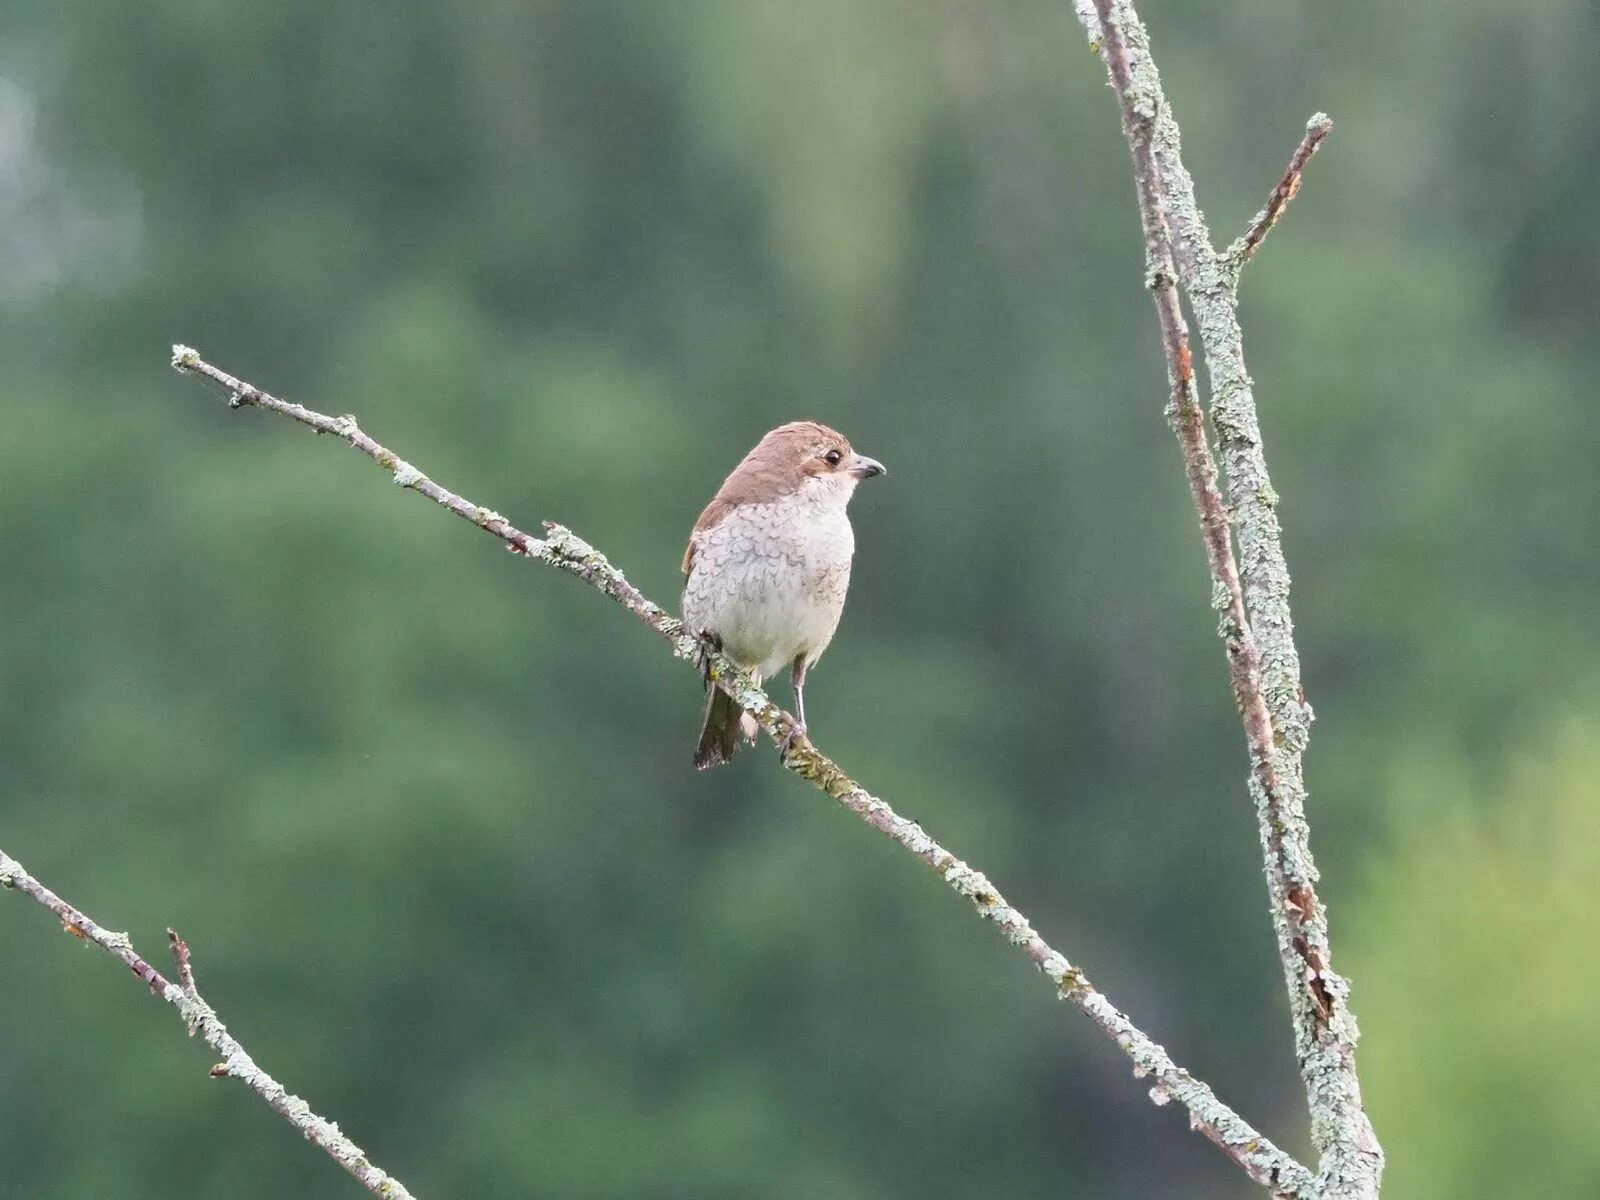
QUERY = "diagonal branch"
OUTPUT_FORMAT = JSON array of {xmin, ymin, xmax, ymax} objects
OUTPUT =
[
  {"xmin": 0, "ymin": 848, "xmax": 418, "ymax": 1200},
  {"xmin": 1077, "ymin": 3, "xmax": 1381, "ymax": 1197},
  {"xmin": 168, "ymin": 346, "xmax": 1316, "ymax": 1197},
  {"xmin": 1230, "ymin": 113, "xmax": 1335, "ymax": 268}
]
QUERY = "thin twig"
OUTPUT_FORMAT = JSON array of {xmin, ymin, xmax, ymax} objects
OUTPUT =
[
  {"xmin": 169, "ymin": 928, "xmax": 198, "ymax": 998},
  {"xmin": 1231, "ymin": 114, "xmax": 1335, "ymax": 267},
  {"xmin": 0, "ymin": 848, "xmax": 418, "ymax": 1199},
  {"xmin": 168, "ymin": 346, "xmax": 1317, "ymax": 1197},
  {"xmin": 1077, "ymin": 3, "xmax": 1381, "ymax": 1197}
]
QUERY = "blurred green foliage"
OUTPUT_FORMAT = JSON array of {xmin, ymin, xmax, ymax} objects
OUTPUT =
[
  {"xmin": 1350, "ymin": 723, "xmax": 1600, "ymax": 1200},
  {"xmin": 0, "ymin": 2, "xmax": 1593, "ymax": 1196}
]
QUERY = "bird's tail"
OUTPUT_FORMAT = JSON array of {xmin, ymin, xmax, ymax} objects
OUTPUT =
[{"xmin": 694, "ymin": 685, "xmax": 758, "ymax": 769}]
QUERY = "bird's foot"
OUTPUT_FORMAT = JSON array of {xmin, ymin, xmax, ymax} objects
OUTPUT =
[
  {"xmin": 778, "ymin": 719, "xmax": 809, "ymax": 762},
  {"xmin": 692, "ymin": 629, "xmax": 722, "ymax": 684}
]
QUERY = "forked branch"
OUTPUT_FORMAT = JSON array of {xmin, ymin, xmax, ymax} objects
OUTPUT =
[
  {"xmin": 1078, "ymin": 1, "xmax": 1381, "ymax": 1196},
  {"xmin": 0, "ymin": 848, "xmax": 417, "ymax": 1200}
]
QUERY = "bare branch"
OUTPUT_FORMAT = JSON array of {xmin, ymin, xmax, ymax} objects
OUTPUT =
[
  {"xmin": 0, "ymin": 848, "xmax": 417, "ymax": 1199},
  {"xmin": 168, "ymin": 346, "xmax": 1316, "ymax": 1197},
  {"xmin": 1231, "ymin": 114, "xmax": 1335, "ymax": 268},
  {"xmin": 1077, "ymin": 3, "xmax": 1382, "ymax": 1197},
  {"xmin": 168, "ymin": 927, "xmax": 197, "ymax": 999}
]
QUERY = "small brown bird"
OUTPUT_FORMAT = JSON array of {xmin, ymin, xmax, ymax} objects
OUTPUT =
[{"xmin": 682, "ymin": 421, "xmax": 886, "ymax": 768}]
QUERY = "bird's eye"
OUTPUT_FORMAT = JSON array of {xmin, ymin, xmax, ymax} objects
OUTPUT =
[{"xmin": 822, "ymin": 449, "xmax": 843, "ymax": 466}]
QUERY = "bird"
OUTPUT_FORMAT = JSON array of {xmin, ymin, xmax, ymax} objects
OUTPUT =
[{"xmin": 681, "ymin": 421, "xmax": 886, "ymax": 769}]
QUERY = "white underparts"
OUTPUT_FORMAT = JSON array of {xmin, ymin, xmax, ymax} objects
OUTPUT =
[{"xmin": 682, "ymin": 476, "xmax": 859, "ymax": 681}]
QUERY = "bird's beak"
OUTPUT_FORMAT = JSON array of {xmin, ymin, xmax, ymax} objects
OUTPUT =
[{"xmin": 849, "ymin": 453, "xmax": 887, "ymax": 479}]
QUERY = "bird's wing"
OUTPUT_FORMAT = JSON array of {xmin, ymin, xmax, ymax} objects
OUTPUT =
[{"xmin": 682, "ymin": 496, "xmax": 736, "ymax": 579}]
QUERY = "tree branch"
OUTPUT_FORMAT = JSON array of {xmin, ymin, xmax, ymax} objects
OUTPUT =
[
  {"xmin": 1230, "ymin": 113, "xmax": 1335, "ymax": 268},
  {"xmin": 167, "ymin": 346, "xmax": 1316, "ymax": 1197},
  {"xmin": 0, "ymin": 848, "xmax": 418, "ymax": 1200},
  {"xmin": 1077, "ymin": 3, "xmax": 1381, "ymax": 1197}
]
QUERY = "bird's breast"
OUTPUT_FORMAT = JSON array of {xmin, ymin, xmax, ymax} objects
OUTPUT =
[{"xmin": 682, "ymin": 500, "xmax": 855, "ymax": 678}]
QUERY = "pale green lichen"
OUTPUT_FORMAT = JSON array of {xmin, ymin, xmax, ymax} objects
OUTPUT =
[{"xmin": 1071, "ymin": 3, "xmax": 1381, "ymax": 1192}]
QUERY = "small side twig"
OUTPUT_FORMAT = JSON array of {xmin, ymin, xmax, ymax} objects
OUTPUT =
[
  {"xmin": 168, "ymin": 346, "xmax": 1317, "ymax": 1197},
  {"xmin": 1230, "ymin": 113, "xmax": 1335, "ymax": 268},
  {"xmin": 169, "ymin": 927, "xmax": 197, "ymax": 998},
  {"xmin": 0, "ymin": 849, "xmax": 417, "ymax": 1200}
]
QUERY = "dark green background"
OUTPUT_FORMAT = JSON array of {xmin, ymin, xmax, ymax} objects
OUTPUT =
[{"xmin": 2, "ymin": 2, "xmax": 1595, "ymax": 1197}]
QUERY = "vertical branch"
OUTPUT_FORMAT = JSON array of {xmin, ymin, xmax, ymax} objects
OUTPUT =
[
  {"xmin": 1080, "ymin": 6, "xmax": 1258, "ymax": 829},
  {"xmin": 1077, "ymin": 3, "xmax": 1382, "ymax": 1197}
]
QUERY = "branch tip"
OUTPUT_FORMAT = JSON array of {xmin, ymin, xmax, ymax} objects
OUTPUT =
[
  {"xmin": 167, "ymin": 927, "xmax": 197, "ymax": 996},
  {"xmin": 1232, "ymin": 112, "xmax": 1336, "ymax": 268}
]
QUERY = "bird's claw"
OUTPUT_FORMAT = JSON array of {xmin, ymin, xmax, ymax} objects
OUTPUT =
[
  {"xmin": 692, "ymin": 629, "xmax": 722, "ymax": 684},
  {"xmin": 778, "ymin": 720, "xmax": 809, "ymax": 761}
]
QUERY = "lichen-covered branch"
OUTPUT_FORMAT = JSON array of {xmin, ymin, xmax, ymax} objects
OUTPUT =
[
  {"xmin": 1076, "ymin": 3, "xmax": 1382, "ymax": 1198},
  {"xmin": 1229, "ymin": 114, "xmax": 1335, "ymax": 268},
  {"xmin": 168, "ymin": 346, "xmax": 1316, "ymax": 1197},
  {"xmin": 0, "ymin": 848, "xmax": 417, "ymax": 1200}
]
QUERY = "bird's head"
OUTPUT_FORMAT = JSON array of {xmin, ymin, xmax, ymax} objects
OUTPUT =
[{"xmin": 733, "ymin": 421, "xmax": 886, "ymax": 509}]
